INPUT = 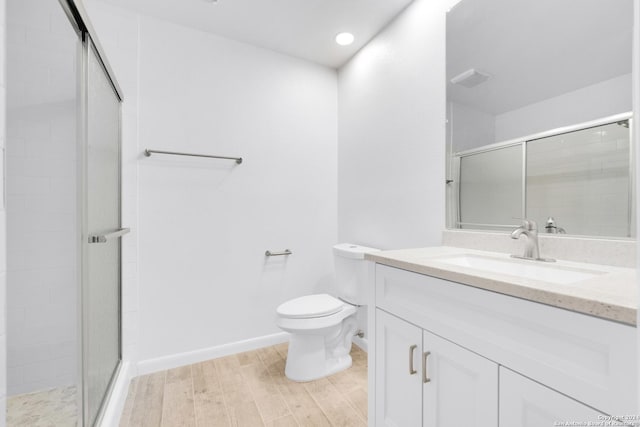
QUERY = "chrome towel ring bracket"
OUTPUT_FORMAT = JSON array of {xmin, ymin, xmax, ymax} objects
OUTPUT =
[{"xmin": 265, "ymin": 249, "xmax": 292, "ymax": 257}]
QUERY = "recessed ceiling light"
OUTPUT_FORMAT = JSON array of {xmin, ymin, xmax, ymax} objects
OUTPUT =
[{"xmin": 335, "ymin": 32, "xmax": 355, "ymax": 46}]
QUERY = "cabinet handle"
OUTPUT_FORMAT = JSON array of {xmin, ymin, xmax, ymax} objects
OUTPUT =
[
  {"xmin": 423, "ymin": 351, "xmax": 431, "ymax": 383},
  {"xmin": 409, "ymin": 345, "xmax": 418, "ymax": 375}
]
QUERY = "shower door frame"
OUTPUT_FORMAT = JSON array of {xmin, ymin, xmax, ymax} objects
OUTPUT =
[
  {"xmin": 450, "ymin": 111, "xmax": 635, "ymax": 236},
  {"xmin": 58, "ymin": 1, "xmax": 125, "ymax": 425},
  {"xmin": 80, "ymin": 33, "xmax": 124, "ymax": 426}
]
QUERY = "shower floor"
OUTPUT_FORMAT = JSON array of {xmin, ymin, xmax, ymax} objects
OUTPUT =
[{"xmin": 7, "ymin": 385, "xmax": 78, "ymax": 427}]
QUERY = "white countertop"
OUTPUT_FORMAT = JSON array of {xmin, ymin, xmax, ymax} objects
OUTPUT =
[{"xmin": 366, "ymin": 246, "xmax": 638, "ymax": 326}]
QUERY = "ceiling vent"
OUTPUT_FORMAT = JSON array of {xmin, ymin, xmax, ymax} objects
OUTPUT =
[{"xmin": 450, "ymin": 69, "xmax": 491, "ymax": 88}]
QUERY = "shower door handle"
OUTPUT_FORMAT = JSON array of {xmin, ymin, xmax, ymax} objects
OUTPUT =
[{"xmin": 88, "ymin": 228, "xmax": 130, "ymax": 244}]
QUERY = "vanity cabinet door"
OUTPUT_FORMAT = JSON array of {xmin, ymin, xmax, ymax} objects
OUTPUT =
[
  {"xmin": 500, "ymin": 368, "xmax": 605, "ymax": 427},
  {"xmin": 375, "ymin": 309, "xmax": 423, "ymax": 427},
  {"xmin": 422, "ymin": 330, "xmax": 498, "ymax": 427}
]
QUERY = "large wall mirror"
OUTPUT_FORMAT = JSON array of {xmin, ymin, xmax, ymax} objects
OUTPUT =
[{"xmin": 446, "ymin": 0, "xmax": 634, "ymax": 238}]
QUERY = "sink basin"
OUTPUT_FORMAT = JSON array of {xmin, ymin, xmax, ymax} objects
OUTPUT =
[{"xmin": 433, "ymin": 254, "xmax": 606, "ymax": 285}]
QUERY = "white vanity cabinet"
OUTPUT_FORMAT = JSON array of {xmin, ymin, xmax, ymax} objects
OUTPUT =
[
  {"xmin": 500, "ymin": 368, "xmax": 604, "ymax": 427},
  {"xmin": 370, "ymin": 263, "xmax": 637, "ymax": 426},
  {"xmin": 421, "ymin": 328, "xmax": 498, "ymax": 427},
  {"xmin": 375, "ymin": 309, "xmax": 498, "ymax": 426},
  {"xmin": 374, "ymin": 310, "xmax": 423, "ymax": 426}
]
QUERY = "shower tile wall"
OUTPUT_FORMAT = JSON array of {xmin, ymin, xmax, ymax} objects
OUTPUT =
[{"xmin": 6, "ymin": 0, "xmax": 78, "ymax": 395}]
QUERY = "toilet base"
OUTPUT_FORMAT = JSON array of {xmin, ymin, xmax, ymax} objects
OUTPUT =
[
  {"xmin": 284, "ymin": 332, "xmax": 354, "ymax": 382},
  {"xmin": 277, "ymin": 302, "xmax": 359, "ymax": 382}
]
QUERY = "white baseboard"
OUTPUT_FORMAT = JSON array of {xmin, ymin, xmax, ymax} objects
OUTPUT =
[
  {"xmin": 136, "ymin": 332, "xmax": 290, "ymax": 376},
  {"xmin": 98, "ymin": 360, "xmax": 135, "ymax": 427},
  {"xmin": 353, "ymin": 335, "xmax": 368, "ymax": 353}
]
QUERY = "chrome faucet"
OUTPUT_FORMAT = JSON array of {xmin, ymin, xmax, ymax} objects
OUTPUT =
[{"xmin": 511, "ymin": 219, "xmax": 555, "ymax": 262}]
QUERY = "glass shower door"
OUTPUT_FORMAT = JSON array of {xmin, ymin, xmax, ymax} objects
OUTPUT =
[{"xmin": 83, "ymin": 37, "xmax": 124, "ymax": 426}]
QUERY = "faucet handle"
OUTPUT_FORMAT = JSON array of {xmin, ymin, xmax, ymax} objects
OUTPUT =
[
  {"xmin": 520, "ymin": 219, "xmax": 537, "ymax": 231},
  {"xmin": 511, "ymin": 217, "xmax": 538, "ymax": 231}
]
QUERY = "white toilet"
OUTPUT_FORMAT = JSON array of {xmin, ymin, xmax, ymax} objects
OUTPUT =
[{"xmin": 276, "ymin": 243, "xmax": 379, "ymax": 382}]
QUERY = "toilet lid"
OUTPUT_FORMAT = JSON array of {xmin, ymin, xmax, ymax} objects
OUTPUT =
[{"xmin": 276, "ymin": 294, "xmax": 344, "ymax": 319}]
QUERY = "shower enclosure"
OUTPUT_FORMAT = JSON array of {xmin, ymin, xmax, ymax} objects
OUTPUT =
[
  {"xmin": 449, "ymin": 114, "xmax": 634, "ymax": 238},
  {"xmin": 6, "ymin": 0, "xmax": 124, "ymax": 425}
]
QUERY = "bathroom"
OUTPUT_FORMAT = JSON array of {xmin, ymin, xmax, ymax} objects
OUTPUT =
[{"xmin": 0, "ymin": 0, "xmax": 638, "ymax": 426}]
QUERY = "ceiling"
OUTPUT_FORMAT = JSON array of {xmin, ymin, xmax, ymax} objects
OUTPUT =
[
  {"xmin": 98, "ymin": 0, "xmax": 414, "ymax": 68},
  {"xmin": 447, "ymin": 0, "xmax": 633, "ymax": 115}
]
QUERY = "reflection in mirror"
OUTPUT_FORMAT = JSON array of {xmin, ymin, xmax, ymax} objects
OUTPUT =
[
  {"xmin": 527, "ymin": 120, "xmax": 631, "ymax": 237},
  {"xmin": 454, "ymin": 117, "xmax": 632, "ymax": 237},
  {"xmin": 446, "ymin": 0, "xmax": 634, "ymax": 238},
  {"xmin": 459, "ymin": 144, "xmax": 523, "ymax": 230}
]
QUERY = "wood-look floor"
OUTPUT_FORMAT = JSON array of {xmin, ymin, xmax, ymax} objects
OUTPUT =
[{"xmin": 119, "ymin": 343, "xmax": 368, "ymax": 427}]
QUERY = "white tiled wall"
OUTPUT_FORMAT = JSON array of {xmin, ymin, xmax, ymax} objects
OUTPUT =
[
  {"xmin": 6, "ymin": 0, "xmax": 78, "ymax": 395},
  {"xmin": 0, "ymin": 0, "xmax": 6, "ymax": 423}
]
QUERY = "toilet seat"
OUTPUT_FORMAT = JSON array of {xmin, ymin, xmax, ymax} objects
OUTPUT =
[
  {"xmin": 276, "ymin": 294, "xmax": 344, "ymax": 319},
  {"xmin": 276, "ymin": 303, "xmax": 357, "ymax": 333}
]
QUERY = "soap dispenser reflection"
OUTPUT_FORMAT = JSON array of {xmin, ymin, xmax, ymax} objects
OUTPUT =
[{"xmin": 544, "ymin": 217, "xmax": 566, "ymax": 234}]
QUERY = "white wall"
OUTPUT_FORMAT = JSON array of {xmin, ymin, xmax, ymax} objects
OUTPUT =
[
  {"xmin": 338, "ymin": 0, "xmax": 453, "ymax": 250},
  {"xmin": 89, "ymin": 4, "xmax": 338, "ymax": 364},
  {"xmin": 494, "ymin": 73, "xmax": 632, "ymax": 143},
  {"xmin": 449, "ymin": 102, "xmax": 495, "ymax": 152},
  {"xmin": 5, "ymin": 0, "xmax": 77, "ymax": 395},
  {"xmin": 453, "ymin": 73, "xmax": 632, "ymax": 152},
  {"xmin": 0, "ymin": 0, "xmax": 6, "ymax": 421}
]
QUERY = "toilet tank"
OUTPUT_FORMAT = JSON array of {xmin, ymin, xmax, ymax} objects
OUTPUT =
[{"xmin": 333, "ymin": 243, "xmax": 380, "ymax": 305}]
